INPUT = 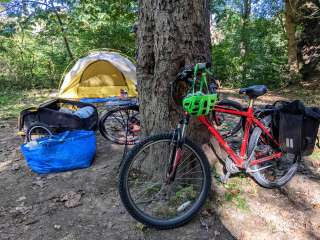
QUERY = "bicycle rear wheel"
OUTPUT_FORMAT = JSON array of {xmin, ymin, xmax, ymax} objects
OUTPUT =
[
  {"xmin": 213, "ymin": 99, "xmax": 243, "ymax": 138},
  {"xmin": 247, "ymin": 116, "xmax": 299, "ymax": 188},
  {"xmin": 99, "ymin": 105, "xmax": 140, "ymax": 144},
  {"xmin": 119, "ymin": 133, "xmax": 211, "ymax": 229}
]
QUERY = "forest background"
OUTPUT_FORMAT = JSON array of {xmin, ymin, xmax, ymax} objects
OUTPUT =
[{"xmin": 0, "ymin": 0, "xmax": 319, "ymax": 99}]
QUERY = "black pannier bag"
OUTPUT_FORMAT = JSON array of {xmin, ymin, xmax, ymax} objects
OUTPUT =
[
  {"xmin": 302, "ymin": 107, "xmax": 320, "ymax": 155},
  {"xmin": 279, "ymin": 112, "xmax": 303, "ymax": 154},
  {"xmin": 274, "ymin": 100, "xmax": 320, "ymax": 156}
]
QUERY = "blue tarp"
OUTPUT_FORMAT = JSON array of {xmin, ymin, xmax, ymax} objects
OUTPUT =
[{"xmin": 80, "ymin": 97, "xmax": 138, "ymax": 107}]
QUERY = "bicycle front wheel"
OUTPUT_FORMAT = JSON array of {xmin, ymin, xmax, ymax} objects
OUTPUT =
[{"xmin": 119, "ymin": 133, "xmax": 211, "ymax": 229}]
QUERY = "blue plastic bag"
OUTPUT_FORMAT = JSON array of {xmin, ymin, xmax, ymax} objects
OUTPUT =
[{"xmin": 21, "ymin": 130, "xmax": 96, "ymax": 174}]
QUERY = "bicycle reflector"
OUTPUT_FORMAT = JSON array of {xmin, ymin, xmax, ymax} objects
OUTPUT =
[{"xmin": 182, "ymin": 63, "xmax": 218, "ymax": 116}]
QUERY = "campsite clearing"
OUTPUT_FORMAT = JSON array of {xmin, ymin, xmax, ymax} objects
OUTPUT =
[
  {"xmin": 0, "ymin": 87, "xmax": 319, "ymax": 240},
  {"xmin": 0, "ymin": 119, "xmax": 234, "ymax": 240}
]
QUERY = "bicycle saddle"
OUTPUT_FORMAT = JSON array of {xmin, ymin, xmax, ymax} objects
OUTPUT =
[{"xmin": 239, "ymin": 85, "xmax": 268, "ymax": 98}]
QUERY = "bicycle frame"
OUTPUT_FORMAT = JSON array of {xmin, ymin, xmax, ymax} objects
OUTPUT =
[{"xmin": 198, "ymin": 99, "xmax": 281, "ymax": 169}]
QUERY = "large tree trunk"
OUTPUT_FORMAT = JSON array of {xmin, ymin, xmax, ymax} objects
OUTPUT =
[
  {"xmin": 285, "ymin": 0, "xmax": 300, "ymax": 84},
  {"xmin": 137, "ymin": 0, "xmax": 212, "ymax": 146},
  {"xmin": 297, "ymin": 0, "xmax": 320, "ymax": 82}
]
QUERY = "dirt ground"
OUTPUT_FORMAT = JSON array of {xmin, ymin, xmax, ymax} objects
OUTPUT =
[
  {"xmin": 209, "ymin": 90, "xmax": 320, "ymax": 240},
  {"xmin": 0, "ymin": 119, "xmax": 234, "ymax": 240},
  {"xmin": 1, "ymin": 88, "xmax": 320, "ymax": 240}
]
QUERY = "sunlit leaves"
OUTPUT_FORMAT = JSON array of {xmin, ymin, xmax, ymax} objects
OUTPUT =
[
  {"xmin": 212, "ymin": 7, "xmax": 288, "ymax": 88},
  {"xmin": 0, "ymin": 0, "xmax": 137, "ymax": 90}
]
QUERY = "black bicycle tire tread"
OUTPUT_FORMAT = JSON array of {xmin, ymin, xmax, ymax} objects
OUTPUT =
[
  {"xmin": 118, "ymin": 133, "xmax": 211, "ymax": 229},
  {"xmin": 247, "ymin": 120, "xmax": 298, "ymax": 188},
  {"xmin": 215, "ymin": 99, "xmax": 243, "ymax": 136},
  {"xmin": 99, "ymin": 105, "xmax": 139, "ymax": 144},
  {"xmin": 26, "ymin": 123, "xmax": 53, "ymax": 142}
]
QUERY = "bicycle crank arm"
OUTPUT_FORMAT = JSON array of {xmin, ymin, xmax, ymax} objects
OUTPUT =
[
  {"xmin": 246, "ymin": 164, "xmax": 272, "ymax": 173},
  {"xmin": 220, "ymin": 171, "xmax": 231, "ymax": 184}
]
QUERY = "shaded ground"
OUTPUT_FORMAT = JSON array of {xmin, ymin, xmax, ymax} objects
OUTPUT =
[
  {"xmin": 208, "ymin": 85, "xmax": 320, "ymax": 239},
  {"xmin": 1, "ymin": 83, "xmax": 320, "ymax": 240},
  {"xmin": 0, "ymin": 119, "xmax": 234, "ymax": 240}
]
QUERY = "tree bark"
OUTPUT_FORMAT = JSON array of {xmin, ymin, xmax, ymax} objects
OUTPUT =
[
  {"xmin": 137, "ymin": 0, "xmax": 212, "ymax": 146},
  {"xmin": 297, "ymin": 0, "xmax": 320, "ymax": 82},
  {"xmin": 285, "ymin": 0, "xmax": 300, "ymax": 84},
  {"xmin": 53, "ymin": 10, "xmax": 74, "ymax": 61}
]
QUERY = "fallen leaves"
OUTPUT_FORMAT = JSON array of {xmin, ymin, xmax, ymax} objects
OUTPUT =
[
  {"xmin": 312, "ymin": 203, "xmax": 320, "ymax": 209},
  {"xmin": 59, "ymin": 191, "xmax": 82, "ymax": 208}
]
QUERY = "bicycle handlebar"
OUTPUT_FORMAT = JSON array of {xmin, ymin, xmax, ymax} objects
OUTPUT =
[
  {"xmin": 197, "ymin": 62, "xmax": 212, "ymax": 71},
  {"xmin": 176, "ymin": 62, "xmax": 212, "ymax": 85}
]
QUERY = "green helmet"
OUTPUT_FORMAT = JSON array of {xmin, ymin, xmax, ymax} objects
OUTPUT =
[
  {"xmin": 183, "ymin": 92, "xmax": 217, "ymax": 116},
  {"xmin": 182, "ymin": 63, "xmax": 218, "ymax": 116}
]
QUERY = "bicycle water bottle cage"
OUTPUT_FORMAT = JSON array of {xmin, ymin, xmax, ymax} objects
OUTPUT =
[{"xmin": 182, "ymin": 63, "xmax": 218, "ymax": 116}]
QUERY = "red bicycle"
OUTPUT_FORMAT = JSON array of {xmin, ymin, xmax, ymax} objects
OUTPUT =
[{"xmin": 118, "ymin": 65, "xmax": 299, "ymax": 229}]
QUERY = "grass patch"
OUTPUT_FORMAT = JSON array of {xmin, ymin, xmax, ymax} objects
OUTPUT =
[
  {"xmin": 211, "ymin": 167, "xmax": 250, "ymax": 210},
  {"xmin": 309, "ymin": 148, "xmax": 320, "ymax": 162},
  {"xmin": 311, "ymin": 146, "xmax": 320, "ymax": 160},
  {"xmin": 211, "ymin": 167, "xmax": 222, "ymax": 185},
  {"xmin": 223, "ymin": 178, "xmax": 250, "ymax": 211},
  {"xmin": 134, "ymin": 222, "xmax": 149, "ymax": 233},
  {"xmin": 0, "ymin": 89, "xmax": 56, "ymax": 120}
]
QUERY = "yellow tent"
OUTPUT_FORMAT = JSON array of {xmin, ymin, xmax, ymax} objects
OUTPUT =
[{"xmin": 59, "ymin": 51, "xmax": 137, "ymax": 99}]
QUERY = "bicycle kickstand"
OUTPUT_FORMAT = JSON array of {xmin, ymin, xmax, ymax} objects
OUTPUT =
[{"xmin": 220, "ymin": 171, "xmax": 231, "ymax": 184}]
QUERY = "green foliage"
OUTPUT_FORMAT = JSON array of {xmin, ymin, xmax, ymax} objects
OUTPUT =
[
  {"xmin": 211, "ymin": 6, "xmax": 289, "ymax": 88},
  {"xmin": 68, "ymin": 0, "xmax": 137, "ymax": 56},
  {"xmin": 0, "ymin": 0, "xmax": 137, "ymax": 91},
  {"xmin": 0, "ymin": 0, "xmax": 294, "ymax": 92},
  {"xmin": 223, "ymin": 178, "xmax": 250, "ymax": 211}
]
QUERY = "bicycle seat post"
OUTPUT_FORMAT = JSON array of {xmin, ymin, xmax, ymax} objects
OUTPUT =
[{"xmin": 249, "ymin": 98, "xmax": 255, "ymax": 108}]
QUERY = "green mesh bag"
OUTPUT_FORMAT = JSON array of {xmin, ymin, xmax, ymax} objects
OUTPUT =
[{"xmin": 182, "ymin": 64, "xmax": 218, "ymax": 116}]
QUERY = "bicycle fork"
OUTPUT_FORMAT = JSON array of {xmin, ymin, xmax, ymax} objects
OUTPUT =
[{"xmin": 166, "ymin": 116, "xmax": 189, "ymax": 184}]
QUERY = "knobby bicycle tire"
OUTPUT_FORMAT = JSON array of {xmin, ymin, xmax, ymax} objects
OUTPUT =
[
  {"xmin": 214, "ymin": 99, "xmax": 243, "ymax": 137},
  {"xmin": 118, "ymin": 133, "xmax": 211, "ymax": 229},
  {"xmin": 99, "ymin": 105, "xmax": 140, "ymax": 144},
  {"xmin": 247, "ymin": 116, "xmax": 299, "ymax": 188},
  {"xmin": 26, "ymin": 123, "xmax": 53, "ymax": 142}
]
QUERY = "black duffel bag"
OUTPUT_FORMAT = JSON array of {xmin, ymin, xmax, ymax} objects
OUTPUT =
[{"xmin": 273, "ymin": 100, "xmax": 320, "ymax": 156}]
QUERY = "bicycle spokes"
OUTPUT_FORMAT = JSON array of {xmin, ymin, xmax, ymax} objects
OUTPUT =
[
  {"xmin": 102, "ymin": 107, "xmax": 140, "ymax": 144},
  {"xmin": 126, "ymin": 139, "xmax": 205, "ymax": 220}
]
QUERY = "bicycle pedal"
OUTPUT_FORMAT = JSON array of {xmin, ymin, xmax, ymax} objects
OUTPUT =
[{"xmin": 220, "ymin": 171, "xmax": 231, "ymax": 184}]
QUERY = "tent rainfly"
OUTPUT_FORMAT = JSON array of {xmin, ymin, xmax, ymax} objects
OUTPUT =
[{"xmin": 58, "ymin": 51, "xmax": 137, "ymax": 99}]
